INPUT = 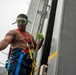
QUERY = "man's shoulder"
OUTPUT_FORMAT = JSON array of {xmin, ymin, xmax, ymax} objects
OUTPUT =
[{"xmin": 6, "ymin": 29, "xmax": 17, "ymax": 35}]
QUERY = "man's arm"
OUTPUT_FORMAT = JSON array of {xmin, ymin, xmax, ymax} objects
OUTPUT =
[
  {"xmin": 0, "ymin": 33, "xmax": 14, "ymax": 51},
  {"xmin": 37, "ymin": 38, "xmax": 44, "ymax": 50}
]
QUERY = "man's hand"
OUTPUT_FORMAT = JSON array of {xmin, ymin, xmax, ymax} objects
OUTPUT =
[
  {"xmin": 36, "ymin": 32, "xmax": 44, "ymax": 40},
  {"xmin": 36, "ymin": 32, "xmax": 44, "ymax": 50}
]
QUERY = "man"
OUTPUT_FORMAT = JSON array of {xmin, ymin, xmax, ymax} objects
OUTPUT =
[{"xmin": 0, "ymin": 14, "xmax": 44, "ymax": 75}]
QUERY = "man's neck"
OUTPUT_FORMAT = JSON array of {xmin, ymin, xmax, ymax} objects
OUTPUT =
[{"xmin": 18, "ymin": 28, "xmax": 26, "ymax": 32}]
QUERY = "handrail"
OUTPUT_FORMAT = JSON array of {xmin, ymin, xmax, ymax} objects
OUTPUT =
[
  {"xmin": 34, "ymin": 0, "xmax": 49, "ymax": 59},
  {"xmin": 30, "ymin": 0, "xmax": 41, "ymax": 34},
  {"xmin": 37, "ymin": 0, "xmax": 49, "ymax": 33}
]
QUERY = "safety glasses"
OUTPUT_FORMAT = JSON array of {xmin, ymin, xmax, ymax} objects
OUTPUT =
[{"xmin": 16, "ymin": 18, "xmax": 27, "ymax": 24}]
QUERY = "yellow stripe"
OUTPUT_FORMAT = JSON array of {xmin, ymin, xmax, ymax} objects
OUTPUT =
[{"xmin": 48, "ymin": 51, "xmax": 58, "ymax": 61}]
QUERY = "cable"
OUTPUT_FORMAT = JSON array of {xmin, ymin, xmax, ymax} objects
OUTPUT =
[
  {"xmin": 0, "ymin": 62, "xmax": 5, "ymax": 65},
  {"xmin": 1, "ymin": 51, "xmax": 8, "ymax": 55}
]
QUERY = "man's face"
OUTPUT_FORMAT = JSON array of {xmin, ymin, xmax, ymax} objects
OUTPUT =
[{"xmin": 16, "ymin": 17, "xmax": 28, "ymax": 31}]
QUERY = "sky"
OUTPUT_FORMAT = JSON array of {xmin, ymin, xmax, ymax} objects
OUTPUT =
[{"xmin": 0, "ymin": 0, "xmax": 31, "ymax": 67}]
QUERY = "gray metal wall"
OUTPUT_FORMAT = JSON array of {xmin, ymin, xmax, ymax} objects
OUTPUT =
[{"xmin": 57, "ymin": 0, "xmax": 76, "ymax": 75}]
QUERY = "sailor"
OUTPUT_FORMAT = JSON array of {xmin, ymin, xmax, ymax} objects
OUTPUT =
[{"xmin": 0, "ymin": 13, "xmax": 44, "ymax": 75}]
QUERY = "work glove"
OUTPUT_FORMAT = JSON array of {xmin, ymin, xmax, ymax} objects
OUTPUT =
[{"xmin": 36, "ymin": 32, "xmax": 44, "ymax": 40}]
